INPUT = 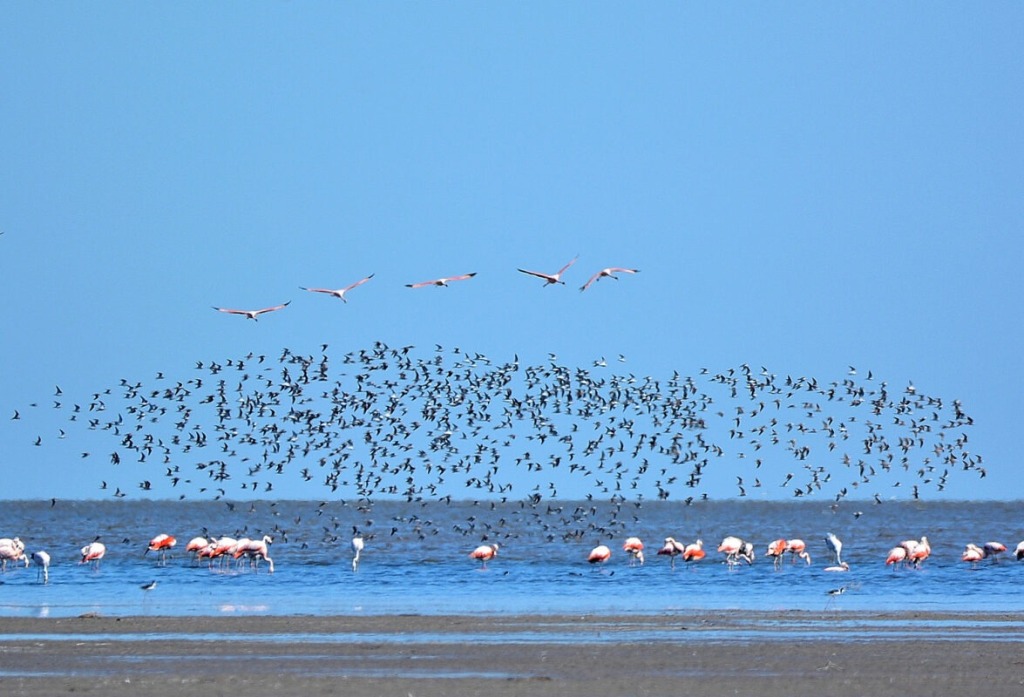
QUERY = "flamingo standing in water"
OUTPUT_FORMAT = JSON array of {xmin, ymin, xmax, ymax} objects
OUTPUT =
[
  {"xmin": 824, "ymin": 532, "xmax": 843, "ymax": 566},
  {"xmin": 765, "ymin": 539, "xmax": 788, "ymax": 569},
  {"xmin": 588, "ymin": 545, "xmax": 612, "ymax": 564},
  {"xmin": 469, "ymin": 543, "xmax": 498, "ymax": 569},
  {"xmin": 406, "ymin": 273, "xmax": 477, "ymax": 289},
  {"xmin": 885, "ymin": 545, "xmax": 908, "ymax": 570},
  {"xmin": 80, "ymin": 540, "xmax": 106, "ymax": 568},
  {"xmin": 185, "ymin": 536, "xmax": 211, "ymax": 564},
  {"xmin": 0, "ymin": 537, "xmax": 28, "ymax": 571},
  {"xmin": 657, "ymin": 537, "xmax": 685, "ymax": 569},
  {"xmin": 351, "ymin": 536, "xmax": 364, "ymax": 572},
  {"xmin": 517, "ymin": 256, "xmax": 578, "ymax": 286},
  {"xmin": 32, "ymin": 550, "xmax": 50, "ymax": 583},
  {"xmin": 962, "ymin": 543, "xmax": 985, "ymax": 567},
  {"xmin": 622, "ymin": 537, "xmax": 645, "ymax": 566},
  {"xmin": 301, "ymin": 274, "xmax": 374, "ymax": 302},
  {"xmin": 146, "ymin": 534, "xmax": 176, "ymax": 565},
  {"xmin": 1015, "ymin": 541, "xmax": 1024, "ymax": 561},
  {"xmin": 983, "ymin": 541, "xmax": 1007, "ymax": 562},
  {"xmin": 718, "ymin": 536, "xmax": 754, "ymax": 566},
  {"xmin": 212, "ymin": 301, "xmax": 290, "ymax": 321},
  {"xmin": 786, "ymin": 539, "xmax": 812, "ymax": 565},
  {"xmin": 823, "ymin": 561, "xmax": 850, "ymax": 572},
  {"xmin": 908, "ymin": 536, "xmax": 931, "ymax": 568},
  {"xmin": 682, "ymin": 539, "xmax": 706, "ymax": 566},
  {"xmin": 579, "ymin": 267, "xmax": 639, "ymax": 292}
]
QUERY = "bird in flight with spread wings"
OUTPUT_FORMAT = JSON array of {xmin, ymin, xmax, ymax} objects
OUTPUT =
[
  {"xmin": 517, "ymin": 256, "xmax": 579, "ymax": 286},
  {"xmin": 579, "ymin": 267, "xmax": 640, "ymax": 292},
  {"xmin": 406, "ymin": 273, "xmax": 477, "ymax": 289},
  {"xmin": 300, "ymin": 274, "xmax": 374, "ymax": 302},
  {"xmin": 212, "ymin": 301, "xmax": 291, "ymax": 320}
]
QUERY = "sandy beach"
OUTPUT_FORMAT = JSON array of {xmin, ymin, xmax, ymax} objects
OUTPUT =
[{"xmin": 2, "ymin": 611, "xmax": 1022, "ymax": 696}]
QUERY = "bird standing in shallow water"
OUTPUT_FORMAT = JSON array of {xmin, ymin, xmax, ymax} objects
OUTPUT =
[
  {"xmin": 351, "ymin": 536, "xmax": 364, "ymax": 572},
  {"xmin": 469, "ymin": 543, "xmax": 498, "ymax": 569}
]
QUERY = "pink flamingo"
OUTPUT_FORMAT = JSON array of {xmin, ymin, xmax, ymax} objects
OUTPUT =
[
  {"xmin": 234, "ymin": 535, "xmax": 274, "ymax": 573},
  {"xmin": 1015, "ymin": 541, "xmax": 1024, "ymax": 561},
  {"xmin": 983, "ymin": 541, "xmax": 1007, "ymax": 562},
  {"xmin": 301, "ymin": 274, "xmax": 374, "ymax": 302},
  {"xmin": 786, "ymin": 539, "xmax": 812, "ymax": 565},
  {"xmin": 588, "ymin": 545, "xmax": 612, "ymax": 564},
  {"xmin": 622, "ymin": 537, "xmax": 645, "ymax": 566},
  {"xmin": 212, "ymin": 301, "xmax": 290, "ymax": 320},
  {"xmin": 683, "ymin": 539, "xmax": 706, "ymax": 565},
  {"xmin": 469, "ymin": 543, "xmax": 498, "ymax": 569},
  {"xmin": 406, "ymin": 273, "xmax": 477, "ymax": 289},
  {"xmin": 579, "ymin": 267, "xmax": 639, "ymax": 292},
  {"xmin": 657, "ymin": 537, "xmax": 685, "ymax": 569},
  {"xmin": 765, "ymin": 539, "xmax": 788, "ymax": 569},
  {"xmin": 886, "ymin": 546, "xmax": 908, "ymax": 570},
  {"xmin": 517, "ymin": 256, "xmax": 578, "ymax": 286},
  {"xmin": 718, "ymin": 536, "xmax": 754, "ymax": 566},
  {"xmin": 146, "ymin": 534, "xmax": 176, "ymax": 565},
  {"xmin": 185, "ymin": 536, "xmax": 211, "ymax": 564},
  {"xmin": 962, "ymin": 543, "xmax": 985, "ymax": 566},
  {"xmin": 80, "ymin": 540, "xmax": 106, "ymax": 568},
  {"xmin": 0, "ymin": 537, "xmax": 28, "ymax": 572}
]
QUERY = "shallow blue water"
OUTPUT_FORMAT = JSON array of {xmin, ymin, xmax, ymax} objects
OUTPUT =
[{"xmin": 0, "ymin": 499, "xmax": 1020, "ymax": 618}]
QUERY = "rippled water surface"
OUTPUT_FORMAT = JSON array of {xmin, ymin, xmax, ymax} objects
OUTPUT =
[{"xmin": 0, "ymin": 499, "xmax": 1020, "ymax": 618}]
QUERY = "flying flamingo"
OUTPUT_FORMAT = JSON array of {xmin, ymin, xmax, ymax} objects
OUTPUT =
[
  {"xmin": 80, "ymin": 540, "xmax": 106, "ymax": 568},
  {"xmin": 622, "ymin": 537, "xmax": 645, "ymax": 566},
  {"xmin": 765, "ymin": 539, "xmax": 788, "ymax": 569},
  {"xmin": 824, "ymin": 532, "xmax": 843, "ymax": 565},
  {"xmin": 517, "ymin": 256, "xmax": 578, "ymax": 286},
  {"xmin": 212, "ymin": 301, "xmax": 291, "ymax": 320},
  {"xmin": 786, "ymin": 539, "xmax": 812, "ymax": 565},
  {"xmin": 32, "ymin": 550, "xmax": 50, "ymax": 583},
  {"xmin": 588, "ymin": 544, "xmax": 612, "ymax": 564},
  {"xmin": 579, "ymin": 267, "xmax": 639, "ymax": 292},
  {"xmin": 406, "ymin": 273, "xmax": 477, "ymax": 289},
  {"xmin": 146, "ymin": 534, "xmax": 176, "ymax": 565},
  {"xmin": 469, "ymin": 543, "xmax": 499, "ymax": 569},
  {"xmin": 0, "ymin": 537, "xmax": 28, "ymax": 572},
  {"xmin": 351, "ymin": 535, "xmax": 364, "ymax": 572},
  {"xmin": 301, "ymin": 274, "xmax": 374, "ymax": 302},
  {"xmin": 657, "ymin": 537, "xmax": 685, "ymax": 569}
]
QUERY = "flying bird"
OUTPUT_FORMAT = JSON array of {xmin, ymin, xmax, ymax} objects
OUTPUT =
[
  {"xmin": 517, "ymin": 256, "xmax": 578, "ymax": 286},
  {"xmin": 300, "ymin": 274, "xmax": 374, "ymax": 302},
  {"xmin": 579, "ymin": 267, "xmax": 639, "ymax": 292},
  {"xmin": 212, "ymin": 301, "xmax": 291, "ymax": 320},
  {"xmin": 406, "ymin": 273, "xmax": 477, "ymax": 289}
]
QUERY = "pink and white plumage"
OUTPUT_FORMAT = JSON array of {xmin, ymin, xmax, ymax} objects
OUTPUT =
[
  {"xmin": 469, "ymin": 543, "xmax": 498, "ymax": 568},
  {"xmin": 517, "ymin": 256, "xmax": 578, "ymax": 286},
  {"xmin": 579, "ymin": 267, "xmax": 639, "ymax": 292},
  {"xmin": 406, "ymin": 273, "xmax": 477, "ymax": 289},
  {"xmin": 301, "ymin": 274, "xmax": 374, "ymax": 302},
  {"xmin": 212, "ymin": 301, "xmax": 290, "ymax": 320}
]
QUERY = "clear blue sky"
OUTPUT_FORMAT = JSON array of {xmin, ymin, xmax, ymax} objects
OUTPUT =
[{"xmin": 1, "ymin": 5, "xmax": 1020, "ymax": 501}]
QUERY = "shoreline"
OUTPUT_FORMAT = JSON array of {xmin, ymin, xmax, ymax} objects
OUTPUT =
[{"xmin": 3, "ymin": 611, "xmax": 1023, "ymax": 696}]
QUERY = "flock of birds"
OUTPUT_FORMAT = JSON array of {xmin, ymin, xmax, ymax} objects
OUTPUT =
[
  {"xmin": 2, "ymin": 530, "xmax": 1022, "ymax": 589},
  {"xmin": 7, "ymin": 338, "xmax": 981, "ymax": 512},
  {"xmin": 212, "ymin": 259, "xmax": 639, "ymax": 320}
]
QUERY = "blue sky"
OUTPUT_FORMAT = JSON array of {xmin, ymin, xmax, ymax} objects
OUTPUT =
[{"xmin": 1, "ymin": 5, "xmax": 1021, "ymax": 502}]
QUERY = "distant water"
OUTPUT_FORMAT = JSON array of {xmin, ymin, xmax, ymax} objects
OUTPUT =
[{"xmin": 0, "ymin": 499, "xmax": 1020, "ymax": 618}]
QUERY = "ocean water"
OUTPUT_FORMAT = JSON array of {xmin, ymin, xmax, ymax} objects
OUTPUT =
[{"xmin": 0, "ymin": 499, "xmax": 1020, "ymax": 619}]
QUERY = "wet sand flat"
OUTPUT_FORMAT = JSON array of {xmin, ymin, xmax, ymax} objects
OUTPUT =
[{"xmin": 2, "ymin": 611, "xmax": 1022, "ymax": 696}]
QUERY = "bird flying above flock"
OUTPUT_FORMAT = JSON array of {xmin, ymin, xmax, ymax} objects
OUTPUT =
[
  {"xmin": 212, "ymin": 301, "xmax": 291, "ymax": 320},
  {"xmin": 300, "ymin": 274, "xmax": 374, "ymax": 302}
]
